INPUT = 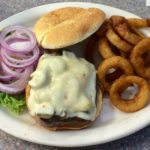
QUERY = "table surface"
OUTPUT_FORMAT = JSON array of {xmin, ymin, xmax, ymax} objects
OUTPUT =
[{"xmin": 0, "ymin": 0, "xmax": 150, "ymax": 150}]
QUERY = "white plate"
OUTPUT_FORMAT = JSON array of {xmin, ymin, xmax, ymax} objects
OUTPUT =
[{"xmin": 0, "ymin": 2, "xmax": 150, "ymax": 147}]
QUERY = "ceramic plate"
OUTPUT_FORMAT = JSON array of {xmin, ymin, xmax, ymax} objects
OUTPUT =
[{"xmin": 0, "ymin": 2, "xmax": 150, "ymax": 147}]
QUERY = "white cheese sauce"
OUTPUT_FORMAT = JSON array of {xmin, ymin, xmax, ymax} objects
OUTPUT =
[{"xmin": 28, "ymin": 51, "xmax": 96, "ymax": 121}]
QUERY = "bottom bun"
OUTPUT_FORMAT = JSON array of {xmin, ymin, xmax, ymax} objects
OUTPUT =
[{"xmin": 26, "ymin": 82, "xmax": 103, "ymax": 131}]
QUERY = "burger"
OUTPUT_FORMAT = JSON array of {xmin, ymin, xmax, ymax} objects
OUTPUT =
[{"xmin": 26, "ymin": 7, "xmax": 106, "ymax": 130}]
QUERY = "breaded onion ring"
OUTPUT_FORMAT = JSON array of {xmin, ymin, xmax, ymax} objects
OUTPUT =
[
  {"xmin": 130, "ymin": 38, "xmax": 150, "ymax": 79},
  {"xmin": 127, "ymin": 22, "xmax": 146, "ymax": 38},
  {"xmin": 97, "ymin": 56, "xmax": 133, "ymax": 91},
  {"xmin": 98, "ymin": 37, "xmax": 115, "ymax": 58},
  {"xmin": 106, "ymin": 27, "xmax": 133, "ymax": 53},
  {"xmin": 110, "ymin": 16, "xmax": 125, "ymax": 26},
  {"xmin": 114, "ymin": 23, "xmax": 142, "ymax": 45},
  {"xmin": 98, "ymin": 37, "xmax": 127, "ymax": 59},
  {"xmin": 110, "ymin": 76, "xmax": 149, "ymax": 112},
  {"xmin": 128, "ymin": 18, "xmax": 150, "ymax": 28}
]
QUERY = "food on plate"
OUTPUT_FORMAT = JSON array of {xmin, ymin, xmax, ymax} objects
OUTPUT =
[
  {"xmin": 97, "ymin": 35, "xmax": 127, "ymax": 59},
  {"xmin": 95, "ymin": 15, "xmax": 150, "ymax": 113},
  {"xmin": 127, "ymin": 18, "xmax": 150, "ymax": 28},
  {"xmin": 0, "ymin": 26, "xmax": 40, "ymax": 94},
  {"xmin": 128, "ymin": 23, "xmax": 146, "ymax": 38},
  {"xmin": 116, "ymin": 23, "xmax": 142, "ymax": 45},
  {"xmin": 130, "ymin": 38, "xmax": 150, "ymax": 79},
  {"xmin": 34, "ymin": 7, "xmax": 106, "ymax": 49},
  {"xmin": 0, "ymin": 92, "xmax": 26, "ymax": 114},
  {"xmin": 26, "ymin": 51, "xmax": 103, "ymax": 130},
  {"xmin": 98, "ymin": 37, "xmax": 115, "ymax": 59},
  {"xmin": 106, "ymin": 27, "xmax": 133, "ymax": 53},
  {"xmin": 110, "ymin": 76, "xmax": 149, "ymax": 112},
  {"xmin": 110, "ymin": 16, "xmax": 142, "ymax": 45},
  {"xmin": 97, "ymin": 56, "xmax": 133, "ymax": 91}
]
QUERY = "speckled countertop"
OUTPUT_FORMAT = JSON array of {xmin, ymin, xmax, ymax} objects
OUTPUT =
[{"xmin": 0, "ymin": 0, "xmax": 150, "ymax": 150}]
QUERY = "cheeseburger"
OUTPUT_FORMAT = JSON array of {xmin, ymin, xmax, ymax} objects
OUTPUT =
[{"xmin": 26, "ymin": 7, "xmax": 106, "ymax": 130}]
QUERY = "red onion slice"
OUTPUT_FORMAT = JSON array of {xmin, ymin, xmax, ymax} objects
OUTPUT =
[
  {"xmin": 0, "ymin": 26, "xmax": 36, "ymax": 53},
  {"xmin": 2, "ymin": 46, "xmax": 39, "ymax": 64},
  {"xmin": 1, "ymin": 62, "xmax": 23, "ymax": 78},
  {"xmin": 0, "ymin": 25, "xmax": 40, "ymax": 94},
  {"xmin": 0, "ymin": 67, "xmax": 33, "ymax": 94},
  {"xmin": 1, "ymin": 46, "xmax": 39, "ymax": 68}
]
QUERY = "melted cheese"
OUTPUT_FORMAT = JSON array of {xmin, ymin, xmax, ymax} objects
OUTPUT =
[{"xmin": 28, "ymin": 51, "xmax": 96, "ymax": 121}]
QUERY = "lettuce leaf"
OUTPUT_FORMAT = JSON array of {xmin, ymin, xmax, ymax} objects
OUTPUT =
[{"xmin": 0, "ymin": 92, "xmax": 26, "ymax": 114}]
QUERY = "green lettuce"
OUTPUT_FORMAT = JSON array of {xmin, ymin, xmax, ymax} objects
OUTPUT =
[{"xmin": 0, "ymin": 92, "xmax": 26, "ymax": 114}]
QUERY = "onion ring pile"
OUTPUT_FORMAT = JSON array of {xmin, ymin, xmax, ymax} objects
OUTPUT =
[
  {"xmin": 85, "ymin": 15, "xmax": 150, "ymax": 113},
  {"xmin": 0, "ymin": 26, "xmax": 40, "ymax": 94}
]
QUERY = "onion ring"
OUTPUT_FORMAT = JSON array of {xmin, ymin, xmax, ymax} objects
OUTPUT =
[
  {"xmin": 110, "ymin": 76, "xmax": 149, "ymax": 112},
  {"xmin": 110, "ymin": 16, "xmax": 125, "ymax": 26},
  {"xmin": 98, "ymin": 37, "xmax": 115, "ymax": 59},
  {"xmin": 110, "ymin": 16, "xmax": 142, "ymax": 45},
  {"xmin": 98, "ymin": 37, "xmax": 127, "ymax": 59},
  {"xmin": 113, "ymin": 23, "xmax": 142, "ymax": 45},
  {"xmin": 127, "ymin": 18, "xmax": 150, "ymax": 28},
  {"xmin": 97, "ymin": 56, "xmax": 133, "ymax": 91},
  {"xmin": 127, "ymin": 22, "xmax": 146, "ymax": 38},
  {"xmin": 130, "ymin": 38, "xmax": 150, "ymax": 79},
  {"xmin": 106, "ymin": 27, "xmax": 133, "ymax": 53}
]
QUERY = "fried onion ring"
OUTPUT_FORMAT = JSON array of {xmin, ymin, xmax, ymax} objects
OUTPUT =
[
  {"xmin": 98, "ymin": 37, "xmax": 127, "ymax": 59},
  {"xmin": 98, "ymin": 37, "xmax": 115, "ymax": 59},
  {"xmin": 128, "ymin": 18, "xmax": 150, "ymax": 28},
  {"xmin": 110, "ymin": 76, "xmax": 149, "ymax": 112},
  {"xmin": 127, "ymin": 22, "xmax": 146, "ymax": 38},
  {"xmin": 110, "ymin": 16, "xmax": 142, "ymax": 45},
  {"xmin": 114, "ymin": 23, "xmax": 142, "ymax": 45},
  {"xmin": 97, "ymin": 56, "xmax": 133, "ymax": 91},
  {"xmin": 130, "ymin": 38, "xmax": 150, "ymax": 79},
  {"xmin": 106, "ymin": 27, "xmax": 133, "ymax": 53},
  {"xmin": 110, "ymin": 16, "xmax": 125, "ymax": 26}
]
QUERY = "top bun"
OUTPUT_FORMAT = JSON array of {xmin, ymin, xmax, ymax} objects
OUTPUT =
[{"xmin": 34, "ymin": 7, "xmax": 106, "ymax": 49}]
